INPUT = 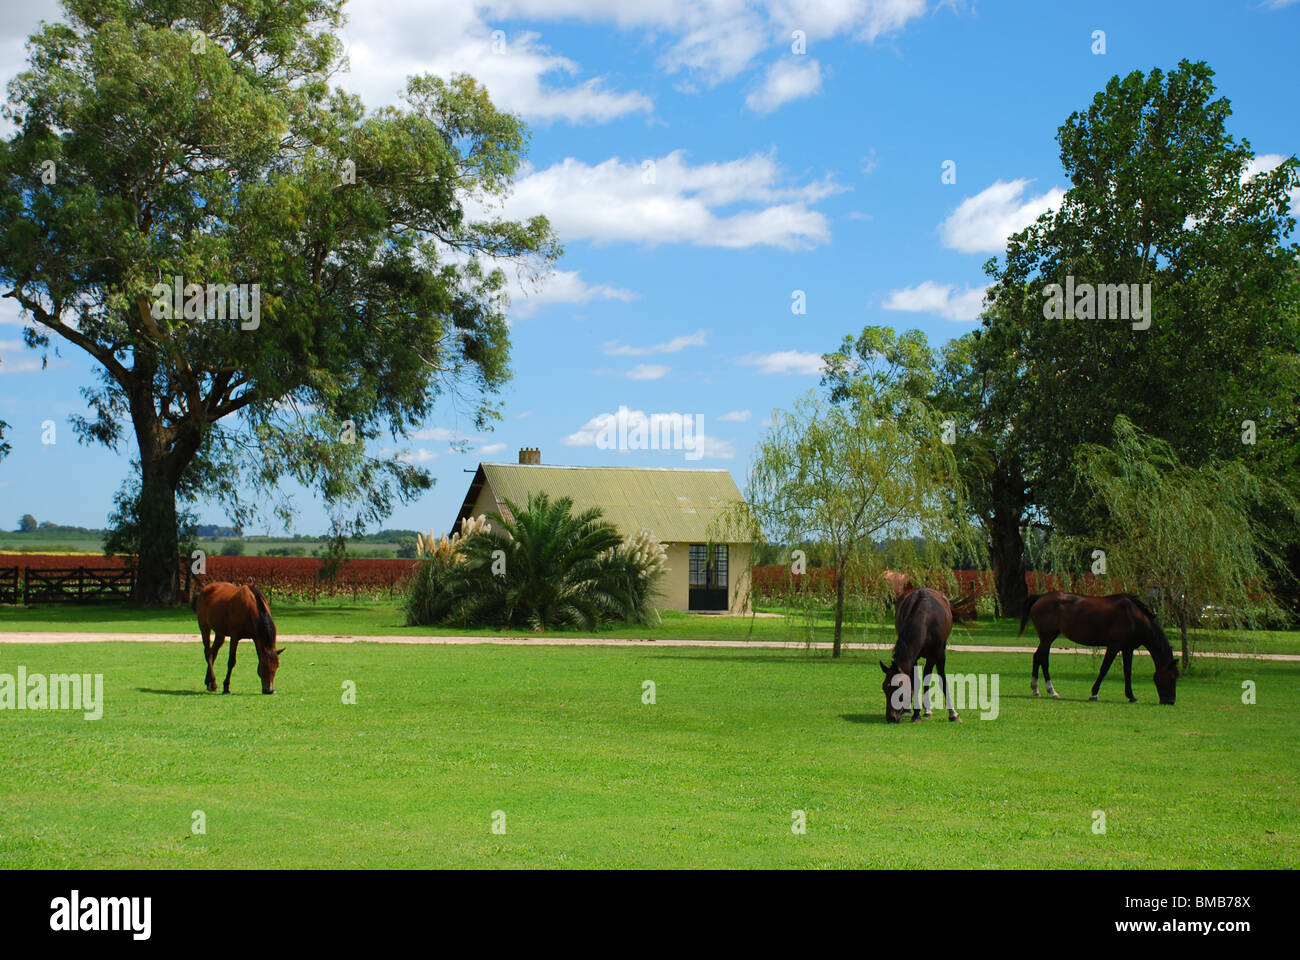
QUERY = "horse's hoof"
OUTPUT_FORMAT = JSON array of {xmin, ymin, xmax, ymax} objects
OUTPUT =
[
  {"xmin": 923, "ymin": 710, "xmax": 933, "ymax": 718},
  {"xmin": 222, "ymin": 689, "xmax": 230, "ymax": 695},
  {"xmin": 1089, "ymin": 695, "xmax": 1098, "ymax": 701},
  {"xmin": 1128, "ymin": 697, "xmax": 1138, "ymax": 704},
  {"xmin": 949, "ymin": 714, "xmax": 962, "ymax": 723},
  {"xmin": 911, "ymin": 715, "xmax": 923, "ymax": 723},
  {"xmin": 1050, "ymin": 691, "xmax": 1061, "ymax": 700}
]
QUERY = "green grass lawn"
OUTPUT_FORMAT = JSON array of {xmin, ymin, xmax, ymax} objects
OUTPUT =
[
  {"xmin": 0, "ymin": 641, "xmax": 1294, "ymax": 868},
  {"xmin": 2, "ymin": 597, "xmax": 1297, "ymax": 655}
]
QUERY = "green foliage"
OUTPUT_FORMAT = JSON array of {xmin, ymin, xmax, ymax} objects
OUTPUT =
[
  {"xmin": 985, "ymin": 60, "xmax": 1300, "ymax": 539},
  {"xmin": 219, "ymin": 540, "xmax": 245, "ymax": 557},
  {"xmin": 1056, "ymin": 416, "xmax": 1300, "ymax": 663},
  {"xmin": 405, "ymin": 494, "xmax": 664, "ymax": 630},
  {"xmin": 0, "ymin": 1, "xmax": 558, "ymax": 600},
  {"xmin": 746, "ymin": 343, "xmax": 978, "ymax": 654},
  {"xmin": 18, "ymin": 514, "xmax": 37, "ymax": 533},
  {"xmin": 102, "ymin": 471, "xmax": 198, "ymax": 562},
  {"xmin": 263, "ymin": 546, "xmax": 307, "ymax": 557},
  {"xmin": 395, "ymin": 536, "xmax": 419, "ymax": 559}
]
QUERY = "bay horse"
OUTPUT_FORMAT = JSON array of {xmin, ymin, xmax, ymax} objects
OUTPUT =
[
  {"xmin": 193, "ymin": 582, "xmax": 283, "ymax": 694},
  {"xmin": 879, "ymin": 587, "xmax": 960, "ymax": 723},
  {"xmin": 1019, "ymin": 592, "xmax": 1178, "ymax": 704}
]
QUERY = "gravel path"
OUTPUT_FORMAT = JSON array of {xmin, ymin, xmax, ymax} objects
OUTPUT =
[{"xmin": 1, "ymin": 631, "xmax": 1297, "ymax": 660}]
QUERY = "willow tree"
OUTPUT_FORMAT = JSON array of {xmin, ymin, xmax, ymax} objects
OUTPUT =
[
  {"xmin": 1071, "ymin": 416, "xmax": 1298, "ymax": 668},
  {"xmin": 0, "ymin": 0, "xmax": 557, "ymax": 602},
  {"xmin": 746, "ymin": 378, "xmax": 967, "ymax": 658}
]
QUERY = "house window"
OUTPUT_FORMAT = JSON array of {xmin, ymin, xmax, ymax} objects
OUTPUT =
[{"xmin": 688, "ymin": 544, "xmax": 728, "ymax": 588}]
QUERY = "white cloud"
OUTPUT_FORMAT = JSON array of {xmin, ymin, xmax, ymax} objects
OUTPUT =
[
  {"xmin": 745, "ymin": 57, "xmax": 823, "ymax": 114},
  {"xmin": 563, "ymin": 408, "xmax": 734, "ymax": 459},
  {"xmin": 883, "ymin": 281, "xmax": 988, "ymax": 322},
  {"xmin": 505, "ymin": 268, "xmax": 637, "ymax": 319},
  {"xmin": 479, "ymin": 442, "xmax": 508, "ymax": 454},
  {"xmin": 0, "ymin": 297, "xmax": 35, "ymax": 326},
  {"xmin": 0, "ymin": 341, "xmax": 43, "ymax": 373},
  {"xmin": 737, "ymin": 350, "xmax": 826, "ymax": 375},
  {"xmin": 940, "ymin": 179, "xmax": 1066, "ymax": 254},
  {"xmin": 411, "ymin": 426, "xmax": 467, "ymax": 443},
  {"xmin": 717, "ymin": 409, "xmax": 752, "ymax": 422},
  {"xmin": 479, "ymin": 150, "xmax": 841, "ymax": 250},
  {"xmin": 626, "ymin": 363, "xmax": 671, "ymax": 380},
  {"xmin": 604, "ymin": 330, "xmax": 708, "ymax": 355},
  {"xmin": 338, "ymin": 1, "xmax": 652, "ymax": 124},
  {"xmin": 5, "ymin": 1, "xmax": 934, "ymax": 136},
  {"xmin": 395, "ymin": 448, "xmax": 439, "ymax": 463}
]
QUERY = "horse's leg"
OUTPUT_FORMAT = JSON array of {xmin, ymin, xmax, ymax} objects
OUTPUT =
[
  {"xmin": 938, "ymin": 653, "xmax": 960, "ymax": 722},
  {"xmin": 1121, "ymin": 648, "xmax": 1137, "ymax": 703},
  {"xmin": 1032, "ymin": 632, "xmax": 1060, "ymax": 698},
  {"xmin": 1090, "ymin": 647, "xmax": 1119, "ymax": 701},
  {"xmin": 921, "ymin": 660, "xmax": 935, "ymax": 718},
  {"xmin": 222, "ymin": 636, "xmax": 240, "ymax": 694},
  {"xmin": 208, "ymin": 635, "xmax": 225, "ymax": 693},
  {"xmin": 201, "ymin": 625, "xmax": 216, "ymax": 692}
]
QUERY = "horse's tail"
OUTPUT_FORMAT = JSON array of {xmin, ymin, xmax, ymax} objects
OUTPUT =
[
  {"xmin": 249, "ymin": 585, "xmax": 276, "ymax": 648},
  {"xmin": 1018, "ymin": 593, "xmax": 1042, "ymax": 637}
]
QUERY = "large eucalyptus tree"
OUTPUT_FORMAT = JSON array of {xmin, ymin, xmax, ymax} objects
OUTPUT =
[{"xmin": 0, "ymin": 0, "xmax": 558, "ymax": 602}]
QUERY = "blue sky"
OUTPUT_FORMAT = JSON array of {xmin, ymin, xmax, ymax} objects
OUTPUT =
[{"xmin": 2, "ymin": 0, "xmax": 1298, "ymax": 536}]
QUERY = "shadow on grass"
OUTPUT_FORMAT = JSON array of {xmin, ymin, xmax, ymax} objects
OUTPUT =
[
  {"xmin": 644, "ymin": 653, "xmax": 858, "ymax": 664},
  {"xmin": 135, "ymin": 687, "xmax": 207, "ymax": 696},
  {"xmin": 839, "ymin": 713, "xmax": 889, "ymax": 724}
]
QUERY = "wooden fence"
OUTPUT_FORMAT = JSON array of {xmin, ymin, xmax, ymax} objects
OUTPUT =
[
  {"xmin": 21, "ymin": 566, "xmax": 136, "ymax": 603},
  {"xmin": 0, "ymin": 567, "xmax": 18, "ymax": 604}
]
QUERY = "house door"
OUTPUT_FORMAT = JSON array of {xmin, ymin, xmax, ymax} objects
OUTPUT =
[{"xmin": 688, "ymin": 544, "xmax": 729, "ymax": 611}]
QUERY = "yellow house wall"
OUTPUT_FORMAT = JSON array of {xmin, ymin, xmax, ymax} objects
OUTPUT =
[{"xmin": 465, "ymin": 482, "xmax": 751, "ymax": 615}]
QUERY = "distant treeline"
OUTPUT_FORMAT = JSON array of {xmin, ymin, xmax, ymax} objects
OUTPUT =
[{"xmin": 13, "ymin": 520, "xmax": 421, "ymax": 542}]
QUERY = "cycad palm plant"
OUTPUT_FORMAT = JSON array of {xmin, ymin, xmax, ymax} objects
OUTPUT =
[{"xmin": 449, "ymin": 493, "xmax": 648, "ymax": 629}]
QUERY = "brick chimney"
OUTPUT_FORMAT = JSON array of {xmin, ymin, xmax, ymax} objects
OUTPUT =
[{"xmin": 518, "ymin": 447, "xmax": 541, "ymax": 465}]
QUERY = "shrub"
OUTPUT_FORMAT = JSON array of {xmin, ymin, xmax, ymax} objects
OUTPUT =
[
  {"xmin": 219, "ymin": 540, "xmax": 245, "ymax": 556},
  {"xmin": 405, "ymin": 496, "xmax": 665, "ymax": 630}
]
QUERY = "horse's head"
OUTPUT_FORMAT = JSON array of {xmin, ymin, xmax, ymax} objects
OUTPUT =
[
  {"xmin": 1153, "ymin": 658, "xmax": 1179, "ymax": 705},
  {"xmin": 257, "ymin": 643, "xmax": 284, "ymax": 694},
  {"xmin": 252, "ymin": 598, "xmax": 283, "ymax": 694},
  {"xmin": 880, "ymin": 661, "xmax": 911, "ymax": 723}
]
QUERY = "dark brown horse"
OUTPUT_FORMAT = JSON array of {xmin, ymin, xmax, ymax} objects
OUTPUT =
[
  {"xmin": 1019, "ymin": 592, "xmax": 1178, "ymax": 704},
  {"xmin": 193, "ymin": 582, "xmax": 283, "ymax": 694},
  {"xmin": 880, "ymin": 587, "xmax": 960, "ymax": 723}
]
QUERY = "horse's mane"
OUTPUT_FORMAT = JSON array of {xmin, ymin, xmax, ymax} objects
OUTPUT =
[
  {"xmin": 249, "ymin": 585, "xmax": 276, "ymax": 650},
  {"xmin": 1125, "ymin": 594, "xmax": 1175, "ymax": 666}
]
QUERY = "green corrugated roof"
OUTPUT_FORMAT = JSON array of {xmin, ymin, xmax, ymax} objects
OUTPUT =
[{"xmin": 460, "ymin": 463, "xmax": 750, "ymax": 543}]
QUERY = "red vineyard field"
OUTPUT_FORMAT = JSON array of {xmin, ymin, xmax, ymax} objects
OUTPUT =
[{"xmin": 0, "ymin": 553, "xmax": 419, "ymax": 600}]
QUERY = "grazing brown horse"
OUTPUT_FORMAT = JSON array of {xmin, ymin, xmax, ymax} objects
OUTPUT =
[
  {"xmin": 1019, "ymin": 592, "xmax": 1178, "ymax": 704},
  {"xmin": 193, "ymin": 582, "xmax": 283, "ymax": 694},
  {"xmin": 880, "ymin": 587, "xmax": 960, "ymax": 723}
]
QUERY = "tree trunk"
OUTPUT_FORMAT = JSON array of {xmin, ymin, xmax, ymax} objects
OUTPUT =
[
  {"xmin": 989, "ymin": 506, "xmax": 1028, "ymax": 621},
  {"xmin": 832, "ymin": 568, "xmax": 845, "ymax": 658},
  {"xmin": 135, "ymin": 455, "xmax": 181, "ymax": 604},
  {"xmin": 1180, "ymin": 594, "xmax": 1191, "ymax": 671}
]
